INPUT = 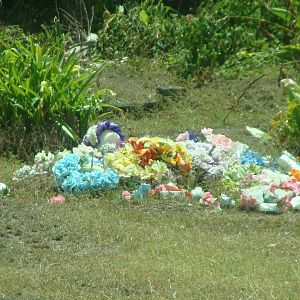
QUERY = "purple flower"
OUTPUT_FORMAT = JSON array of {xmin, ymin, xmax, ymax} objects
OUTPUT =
[
  {"xmin": 188, "ymin": 131, "xmax": 199, "ymax": 143},
  {"xmin": 96, "ymin": 121, "xmax": 125, "ymax": 142},
  {"xmin": 83, "ymin": 121, "xmax": 125, "ymax": 148}
]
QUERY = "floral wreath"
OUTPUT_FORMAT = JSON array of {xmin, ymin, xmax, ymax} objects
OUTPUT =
[{"xmin": 83, "ymin": 121, "xmax": 125, "ymax": 149}]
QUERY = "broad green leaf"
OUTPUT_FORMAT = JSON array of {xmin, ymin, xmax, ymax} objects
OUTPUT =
[
  {"xmin": 52, "ymin": 117, "xmax": 79, "ymax": 142},
  {"xmin": 246, "ymin": 126, "xmax": 271, "ymax": 142},
  {"xmin": 296, "ymin": 15, "xmax": 300, "ymax": 29},
  {"xmin": 281, "ymin": 78, "xmax": 300, "ymax": 101},
  {"xmin": 140, "ymin": 9, "xmax": 149, "ymax": 25},
  {"xmin": 277, "ymin": 44, "xmax": 300, "ymax": 61},
  {"xmin": 292, "ymin": 105, "xmax": 300, "ymax": 133},
  {"xmin": 270, "ymin": 7, "xmax": 293, "ymax": 23},
  {"xmin": 286, "ymin": 100, "xmax": 300, "ymax": 134}
]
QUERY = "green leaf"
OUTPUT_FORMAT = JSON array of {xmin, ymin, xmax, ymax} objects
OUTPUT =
[
  {"xmin": 277, "ymin": 44, "xmax": 300, "ymax": 61},
  {"xmin": 281, "ymin": 79, "xmax": 300, "ymax": 101},
  {"xmin": 73, "ymin": 62, "xmax": 106, "ymax": 104},
  {"xmin": 246, "ymin": 126, "xmax": 271, "ymax": 142},
  {"xmin": 286, "ymin": 100, "xmax": 300, "ymax": 134},
  {"xmin": 292, "ymin": 106, "xmax": 300, "ymax": 133},
  {"xmin": 52, "ymin": 117, "xmax": 79, "ymax": 142},
  {"xmin": 270, "ymin": 7, "xmax": 293, "ymax": 23},
  {"xmin": 139, "ymin": 9, "xmax": 149, "ymax": 25}
]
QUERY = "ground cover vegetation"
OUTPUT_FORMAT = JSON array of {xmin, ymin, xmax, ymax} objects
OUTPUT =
[{"xmin": 1, "ymin": 0, "xmax": 300, "ymax": 299}]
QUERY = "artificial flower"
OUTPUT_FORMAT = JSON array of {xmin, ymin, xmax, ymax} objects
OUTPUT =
[
  {"xmin": 202, "ymin": 128, "xmax": 236, "ymax": 148},
  {"xmin": 191, "ymin": 187, "xmax": 204, "ymax": 199},
  {"xmin": 52, "ymin": 154, "xmax": 119, "ymax": 192},
  {"xmin": 104, "ymin": 144, "xmax": 169, "ymax": 181},
  {"xmin": 155, "ymin": 183, "xmax": 190, "ymax": 200},
  {"xmin": 222, "ymin": 164, "xmax": 263, "ymax": 192},
  {"xmin": 175, "ymin": 132, "xmax": 189, "ymax": 142},
  {"xmin": 49, "ymin": 195, "xmax": 65, "ymax": 203},
  {"xmin": 277, "ymin": 151, "xmax": 300, "ymax": 172},
  {"xmin": 291, "ymin": 169, "xmax": 300, "ymax": 181},
  {"xmin": 0, "ymin": 182, "xmax": 9, "ymax": 195},
  {"xmin": 122, "ymin": 190, "xmax": 131, "ymax": 200},
  {"xmin": 131, "ymin": 183, "xmax": 151, "ymax": 199},
  {"xmin": 72, "ymin": 144, "xmax": 101, "ymax": 158},
  {"xmin": 240, "ymin": 149, "xmax": 265, "ymax": 166},
  {"xmin": 83, "ymin": 125, "xmax": 97, "ymax": 147},
  {"xmin": 175, "ymin": 131, "xmax": 199, "ymax": 143},
  {"xmin": 83, "ymin": 121, "xmax": 125, "ymax": 150},
  {"xmin": 105, "ymin": 136, "xmax": 191, "ymax": 180},
  {"xmin": 180, "ymin": 140, "xmax": 238, "ymax": 179},
  {"xmin": 60, "ymin": 169, "xmax": 119, "ymax": 193},
  {"xmin": 219, "ymin": 193, "xmax": 235, "ymax": 207},
  {"xmin": 200, "ymin": 192, "xmax": 215, "ymax": 206}
]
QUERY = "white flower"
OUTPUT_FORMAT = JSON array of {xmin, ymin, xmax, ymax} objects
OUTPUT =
[{"xmin": 84, "ymin": 125, "xmax": 98, "ymax": 147}]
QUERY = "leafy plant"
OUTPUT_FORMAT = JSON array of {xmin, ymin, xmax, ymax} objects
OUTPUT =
[
  {"xmin": 270, "ymin": 78, "xmax": 300, "ymax": 153},
  {"xmin": 0, "ymin": 35, "xmax": 108, "ymax": 147},
  {"xmin": 96, "ymin": 0, "xmax": 288, "ymax": 78},
  {"xmin": 0, "ymin": 25, "xmax": 27, "ymax": 52},
  {"xmin": 257, "ymin": 0, "xmax": 300, "ymax": 61},
  {"xmin": 97, "ymin": 1, "xmax": 177, "ymax": 59}
]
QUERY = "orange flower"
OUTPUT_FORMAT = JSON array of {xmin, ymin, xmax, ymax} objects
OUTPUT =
[
  {"xmin": 128, "ymin": 136, "xmax": 191, "ymax": 173},
  {"xmin": 129, "ymin": 137, "xmax": 158, "ymax": 166},
  {"xmin": 129, "ymin": 137, "xmax": 145, "ymax": 154},
  {"xmin": 179, "ymin": 161, "xmax": 191, "ymax": 173},
  {"xmin": 140, "ymin": 148, "xmax": 157, "ymax": 166},
  {"xmin": 291, "ymin": 169, "xmax": 300, "ymax": 181}
]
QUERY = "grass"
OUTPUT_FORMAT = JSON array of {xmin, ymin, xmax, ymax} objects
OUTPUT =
[
  {"xmin": 1, "ymin": 174, "xmax": 300, "ymax": 299},
  {"xmin": 1, "ymin": 60, "xmax": 300, "ymax": 299},
  {"xmin": 103, "ymin": 59, "xmax": 288, "ymax": 154}
]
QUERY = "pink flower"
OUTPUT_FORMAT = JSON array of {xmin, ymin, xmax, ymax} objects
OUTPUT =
[
  {"xmin": 175, "ymin": 132, "xmax": 189, "ymax": 142},
  {"xmin": 280, "ymin": 179, "xmax": 300, "ymax": 193},
  {"xmin": 122, "ymin": 190, "xmax": 131, "ymax": 201},
  {"xmin": 49, "ymin": 195, "xmax": 65, "ymax": 203},
  {"xmin": 211, "ymin": 134, "xmax": 235, "ymax": 148},
  {"xmin": 201, "ymin": 128, "xmax": 235, "ymax": 148},
  {"xmin": 240, "ymin": 194, "xmax": 256, "ymax": 209},
  {"xmin": 200, "ymin": 192, "xmax": 215, "ymax": 206}
]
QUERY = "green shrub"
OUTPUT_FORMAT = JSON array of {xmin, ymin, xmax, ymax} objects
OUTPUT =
[
  {"xmin": 97, "ymin": 1, "xmax": 177, "ymax": 59},
  {"xmin": 96, "ymin": 0, "xmax": 288, "ymax": 78},
  {"xmin": 0, "ymin": 34, "xmax": 108, "ymax": 156},
  {"xmin": 168, "ymin": 0, "xmax": 285, "ymax": 77}
]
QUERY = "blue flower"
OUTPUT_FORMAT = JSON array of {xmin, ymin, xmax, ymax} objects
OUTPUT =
[
  {"xmin": 53, "ymin": 154, "xmax": 119, "ymax": 193},
  {"xmin": 131, "ymin": 183, "xmax": 151, "ymax": 199},
  {"xmin": 52, "ymin": 154, "xmax": 80, "ymax": 185},
  {"xmin": 188, "ymin": 131, "xmax": 200, "ymax": 143},
  {"xmin": 60, "ymin": 169, "xmax": 119, "ymax": 193},
  {"xmin": 240, "ymin": 150, "xmax": 264, "ymax": 167}
]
